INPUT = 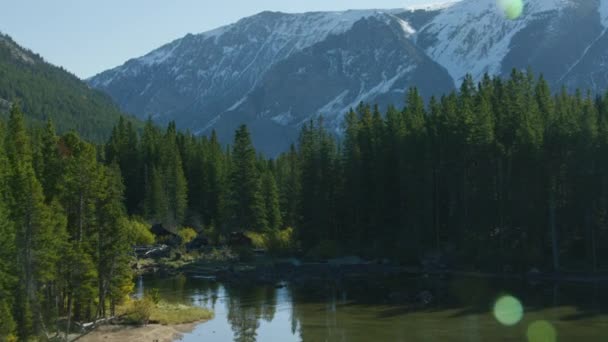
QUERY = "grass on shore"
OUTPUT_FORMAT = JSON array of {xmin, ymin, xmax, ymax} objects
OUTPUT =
[
  {"xmin": 120, "ymin": 298, "xmax": 213, "ymax": 326},
  {"xmin": 151, "ymin": 301, "xmax": 213, "ymax": 325}
]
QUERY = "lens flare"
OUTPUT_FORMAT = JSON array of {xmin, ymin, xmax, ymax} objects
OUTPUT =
[
  {"xmin": 493, "ymin": 295, "xmax": 523, "ymax": 326},
  {"xmin": 497, "ymin": 0, "xmax": 524, "ymax": 20},
  {"xmin": 527, "ymin": 321, "xmax": 557, "ymax": 342}
]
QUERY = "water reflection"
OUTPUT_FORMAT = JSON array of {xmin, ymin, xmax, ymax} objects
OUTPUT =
[
  {"xmin": 140, "ymin": 275, "xmax": 608, "ymax": 342},
  {"xmin": 225, "ymin": 286, "xmax": 278, "ymax": 341}
]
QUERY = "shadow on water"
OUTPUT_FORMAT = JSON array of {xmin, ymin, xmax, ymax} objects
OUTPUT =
[{"xmin": 140, "ymin": 273, "xmax": 608, "ymax": 341}]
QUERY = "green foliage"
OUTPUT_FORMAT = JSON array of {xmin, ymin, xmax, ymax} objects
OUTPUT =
[
  {"xmin": 102, "ymin": 71, "xmax": 608, "ymax": 271},
  {"xmin": 262, "ymin": 170, "xmax": 283, "ymax": 231},
  {"xmin": 124, "ymin": 298, "xmax": 154, "ymax": 326},
  {"xmin": 0, "ymin": 143, "xmax": 16, "ymax": 340},
  {"xmin": 4, "ymin": 67, "xmax": 608, "ymax": 338},
  {"xmin": 141, "ymin": 121, "xmax": 188, "ymax": 228},
  {"xmin": 149, "ymin": 301, "xmax": 213, "ymax": 325},
  {"xmin": 297, "ymin": 119, "xmax": 340, "ymax": 251},
  {"xmin": 201, "ymin": 225, "xmax": 221, "ymax": 245},
  {"xmin": 178, "ymin": 227, "xmax": 197, "ymax": 247},
  {"xmin": 124, "ymin": 217, "xmax": 155, "ymax": 245},
  {"xmin": 106, "ymin": 117, "xmax": 142, "ymax": 213},
  {"xmin": 244, "ymin": 228, "xmax": 296, "ymax": 255},
  {"xmin": 244, "ymin": 231, "xmax": 267, "ymax": 249},
  {"xmin": 0, "ymin": 105, "xmax": 135, "ymax": 339},
  {"xmin": 229, "ymin": 125, "xmax": 268, "ymax": 232},
  {"xmin": 144, "ymin": 289, "xmax": 161, "ymax": 305},
  {"xmin": 0, "ymin": 299, "xmax": 16, "ymax": 341},
  {"xmin": 266, "ymin": 227, "xmax": 296, "ymax": 256}
]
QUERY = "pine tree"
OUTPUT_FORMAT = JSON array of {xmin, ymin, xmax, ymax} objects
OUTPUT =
[
  {"xmin": 57, "ymin": 132, "xmax": 103, "ymax": 326},
  {"xmin": 95, "ymin": 163, "xmax": 131, "ymax": 318},
  {"xmin": 37, "ymin": 120, "xmax": 62, "ymax": 202},
  {"xmin": 147, "ymin": 166, "xmax": 169, "ymax": 225},
  {"xmin": 0, "ymin": 120, "xmax": 16, "ymax": 341},
  {"xmin": 341, "ymin": 109, "xmax": 362, "ymax": 247},
  {"xmin": 162, "ymin": 123, "xmax": 188, "ymax": 227},
  {"xmin": 204, "ymin": 130, "xmax": 228, "ymax": 228},
  {"xmin": 106, "ymin": 117, "xmax": 142, "ymax": 213},
  {"xmin": 229, "ymin": 125, "xmax": 268, "ymax": 232},
  {"xmin": 297, "ymin": 119, "xmax": 340, "ymax": 250},
  {"xmin": 5, "ymin": 106, "xmax": 58, "ymax": 338},
  {"xmin": 275, "ymin": 144, "xmax": 300, "ymax": 229},
  {"xmin": 401, "ymin": 87, "xmax": 431, "ymax": 255},
  {"xmin": 262, "ymin": 169, "xmax": 282, "ymax": 231}
]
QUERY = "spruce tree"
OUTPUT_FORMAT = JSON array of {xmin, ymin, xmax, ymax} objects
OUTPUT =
[
  {"xmin": 5, "ymin": 106, "xmax": 57, "ymax": 338},
  {"xmin": 262, "ymin": 169, "xmax": 282, "ymax": 231},
  {"xmin": 204, "ymin": 130, "xmax": 227, "ymax": 228},
  {"xmin": 95, "ymin": 163, "xmax": 131, "ymax": 318},
  {"xmin": 229, "ymin": 125, "xmax": 268, "ymax": 232},
  {"xmin": 161, "ymin": 122, "xmax": 188, "ymax": 227},
  {"xmin": 37, "ymin": 120, "xmax": 62, "ymax": 202},
  {"xmin": 0, "ymin": 121, "xmax": 16, "ymax": 341}
]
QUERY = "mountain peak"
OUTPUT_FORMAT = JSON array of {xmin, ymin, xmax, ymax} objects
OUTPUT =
[{"xmin": 89, "ymin": 0, "xmax": 608, "ymax": 155}]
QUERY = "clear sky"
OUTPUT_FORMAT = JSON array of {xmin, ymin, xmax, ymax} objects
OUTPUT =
[{"xmin": 0, "ymin": 0, "xmax": 450, "ymax": 79}]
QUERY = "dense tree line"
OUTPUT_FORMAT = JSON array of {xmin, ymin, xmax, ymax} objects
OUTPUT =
[
  {"xmin": 288, "ymin": 71, "xmax": 608, "ymax": 271},
  {"xmin": 0, "ymin": 107, "xmax": 145, "ymax": 341},
  {"xmin": 3, "ymin": 69, "xmax": 608, "ymax": 339},
  {"xmin": 108, "ymin": 70, "xmax": 608, "ymax": 273}
]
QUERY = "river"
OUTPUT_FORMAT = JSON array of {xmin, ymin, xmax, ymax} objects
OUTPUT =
[{"xmin": 137, "ymin": 274, "xmax": 608, "ymax": 341}]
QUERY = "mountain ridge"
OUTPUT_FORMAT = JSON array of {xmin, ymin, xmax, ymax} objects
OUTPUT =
[
  {"xmin": 0, "ymin": 32, "xmax": 139, "ymax": 141},
  {"xmin": 89, "ymin": 0, "xmax": 608, "ymax": 154}
]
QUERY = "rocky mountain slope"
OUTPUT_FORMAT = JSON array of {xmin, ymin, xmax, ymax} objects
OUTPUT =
[{"xmin": 89, "ymin": 0, "xmax": 608, "ymax": 155}]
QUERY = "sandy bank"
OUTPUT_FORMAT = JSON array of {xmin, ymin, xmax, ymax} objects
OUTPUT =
[{"xmin": 78, "ymin": 321, "xmax": 202, "ymax": 342}]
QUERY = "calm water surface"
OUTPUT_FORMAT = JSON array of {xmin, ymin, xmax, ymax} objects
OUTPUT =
[{"xmin": 138, "ymin": 274, "xmax": 608, "ymax": 341}]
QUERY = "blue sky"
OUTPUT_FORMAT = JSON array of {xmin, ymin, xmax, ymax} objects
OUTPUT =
[{"xmin": 0, "ymin": 0, "xmax": 450, "ymax": 79}]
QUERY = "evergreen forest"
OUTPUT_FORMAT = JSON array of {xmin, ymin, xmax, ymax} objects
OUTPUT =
[{"xmin": 2, "ymin": 70, "xmax": 608, "ymax": 340}]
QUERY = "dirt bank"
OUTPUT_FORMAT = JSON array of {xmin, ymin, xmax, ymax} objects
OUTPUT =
[{"xmin": 78, "ymin": 322, "xmax": 201, "ymax": 342}]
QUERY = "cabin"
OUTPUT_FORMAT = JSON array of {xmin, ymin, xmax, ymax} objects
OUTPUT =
[
  {"xmin": 150, "ymin": 224, "xmax": 179, "ymax": 245},
  {"xmin": 228, "ymin": 232, "xmax": 253, "ymax": 247},
  {"xmin": 186, "ymin": 235, "xmax": 210, "ymax": 251}
]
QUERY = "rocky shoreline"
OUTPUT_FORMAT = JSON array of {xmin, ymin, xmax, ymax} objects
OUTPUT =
[{"xmin": 135, "ymin": 253, "xmax": 608, "ymax": 288}]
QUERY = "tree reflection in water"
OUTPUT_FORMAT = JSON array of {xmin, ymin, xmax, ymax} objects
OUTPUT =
[
  {"xmin": 142, "ymin": 275, "xmax": 608, "ymax": 342},
  {"xmin": 225, "ymin": 285, "xmax": 277, "ymax": 342}
]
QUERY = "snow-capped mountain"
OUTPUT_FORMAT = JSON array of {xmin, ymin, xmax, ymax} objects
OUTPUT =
[
  {"xmin": 89, "ymin": 0, "xmax": 608, "ymax": 155},
  {"xmin": 416, "ymin": 0, "xmax": 608, "ymax": 86}
]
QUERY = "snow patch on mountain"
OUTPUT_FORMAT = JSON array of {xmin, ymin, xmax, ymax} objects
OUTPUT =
[
  {"xmin": 404, "ymin": 1, "xmax": 460, "ymax": 11},
  {"xmin": 227, "ymin": 96, "xmax": 247, "ymax": 112},
  {"xmin": 397, "ymin": 18, "xmax": 417, "ymax": 36},
  {"xmin": 557, "ymin": 0, "xmax": 608, "ymax": 82},
  {"xmin": 526, "ymin": 0, "xmax": 570, "ymax": 13},
  {"xmin": 316, "ymin": 90, "xmax": 350, "ymax": 119},
  {"xmin": 140, "ymin": 40, "xmax": 181, "ymax": 66},
  {"xmin": 199, "ymin": 114, "xmax": 221, "ymax": 133},
  {"xmin": 600, "ymin": 0, "xmax": 608, "ymax": 27},
  {"xmin": 272, "ymin": 110, "xmax": 294, "ymax": 125},
  {"xmin": 207, "ymin": 9, "xmax": 393, "ymax": 55},
  {"xmin": 312, "ymin": 65, "xmax": 414, "ymax": 131},
  {"xmin": 418, "ymin": 0, "xmax": 571, "ymax": 83},
  {"xmin": 91, "ymin": 9, "xmax": 408, "ymax": 98},
  {"xmin": 202, "ymin": 24, "xmax": 234, "ymax": 40}
]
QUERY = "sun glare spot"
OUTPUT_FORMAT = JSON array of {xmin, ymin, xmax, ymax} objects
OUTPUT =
[
  {"xmin": 527, "ymin": 321, "xmax": 557, "ymax": 342},
  {"xmin": 493, "ymin": 295, "xmax": 523, "ymax": 326},
  {"xmin": 497, "ymin": 0, "xmax": 524, "ymax": 20}
]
